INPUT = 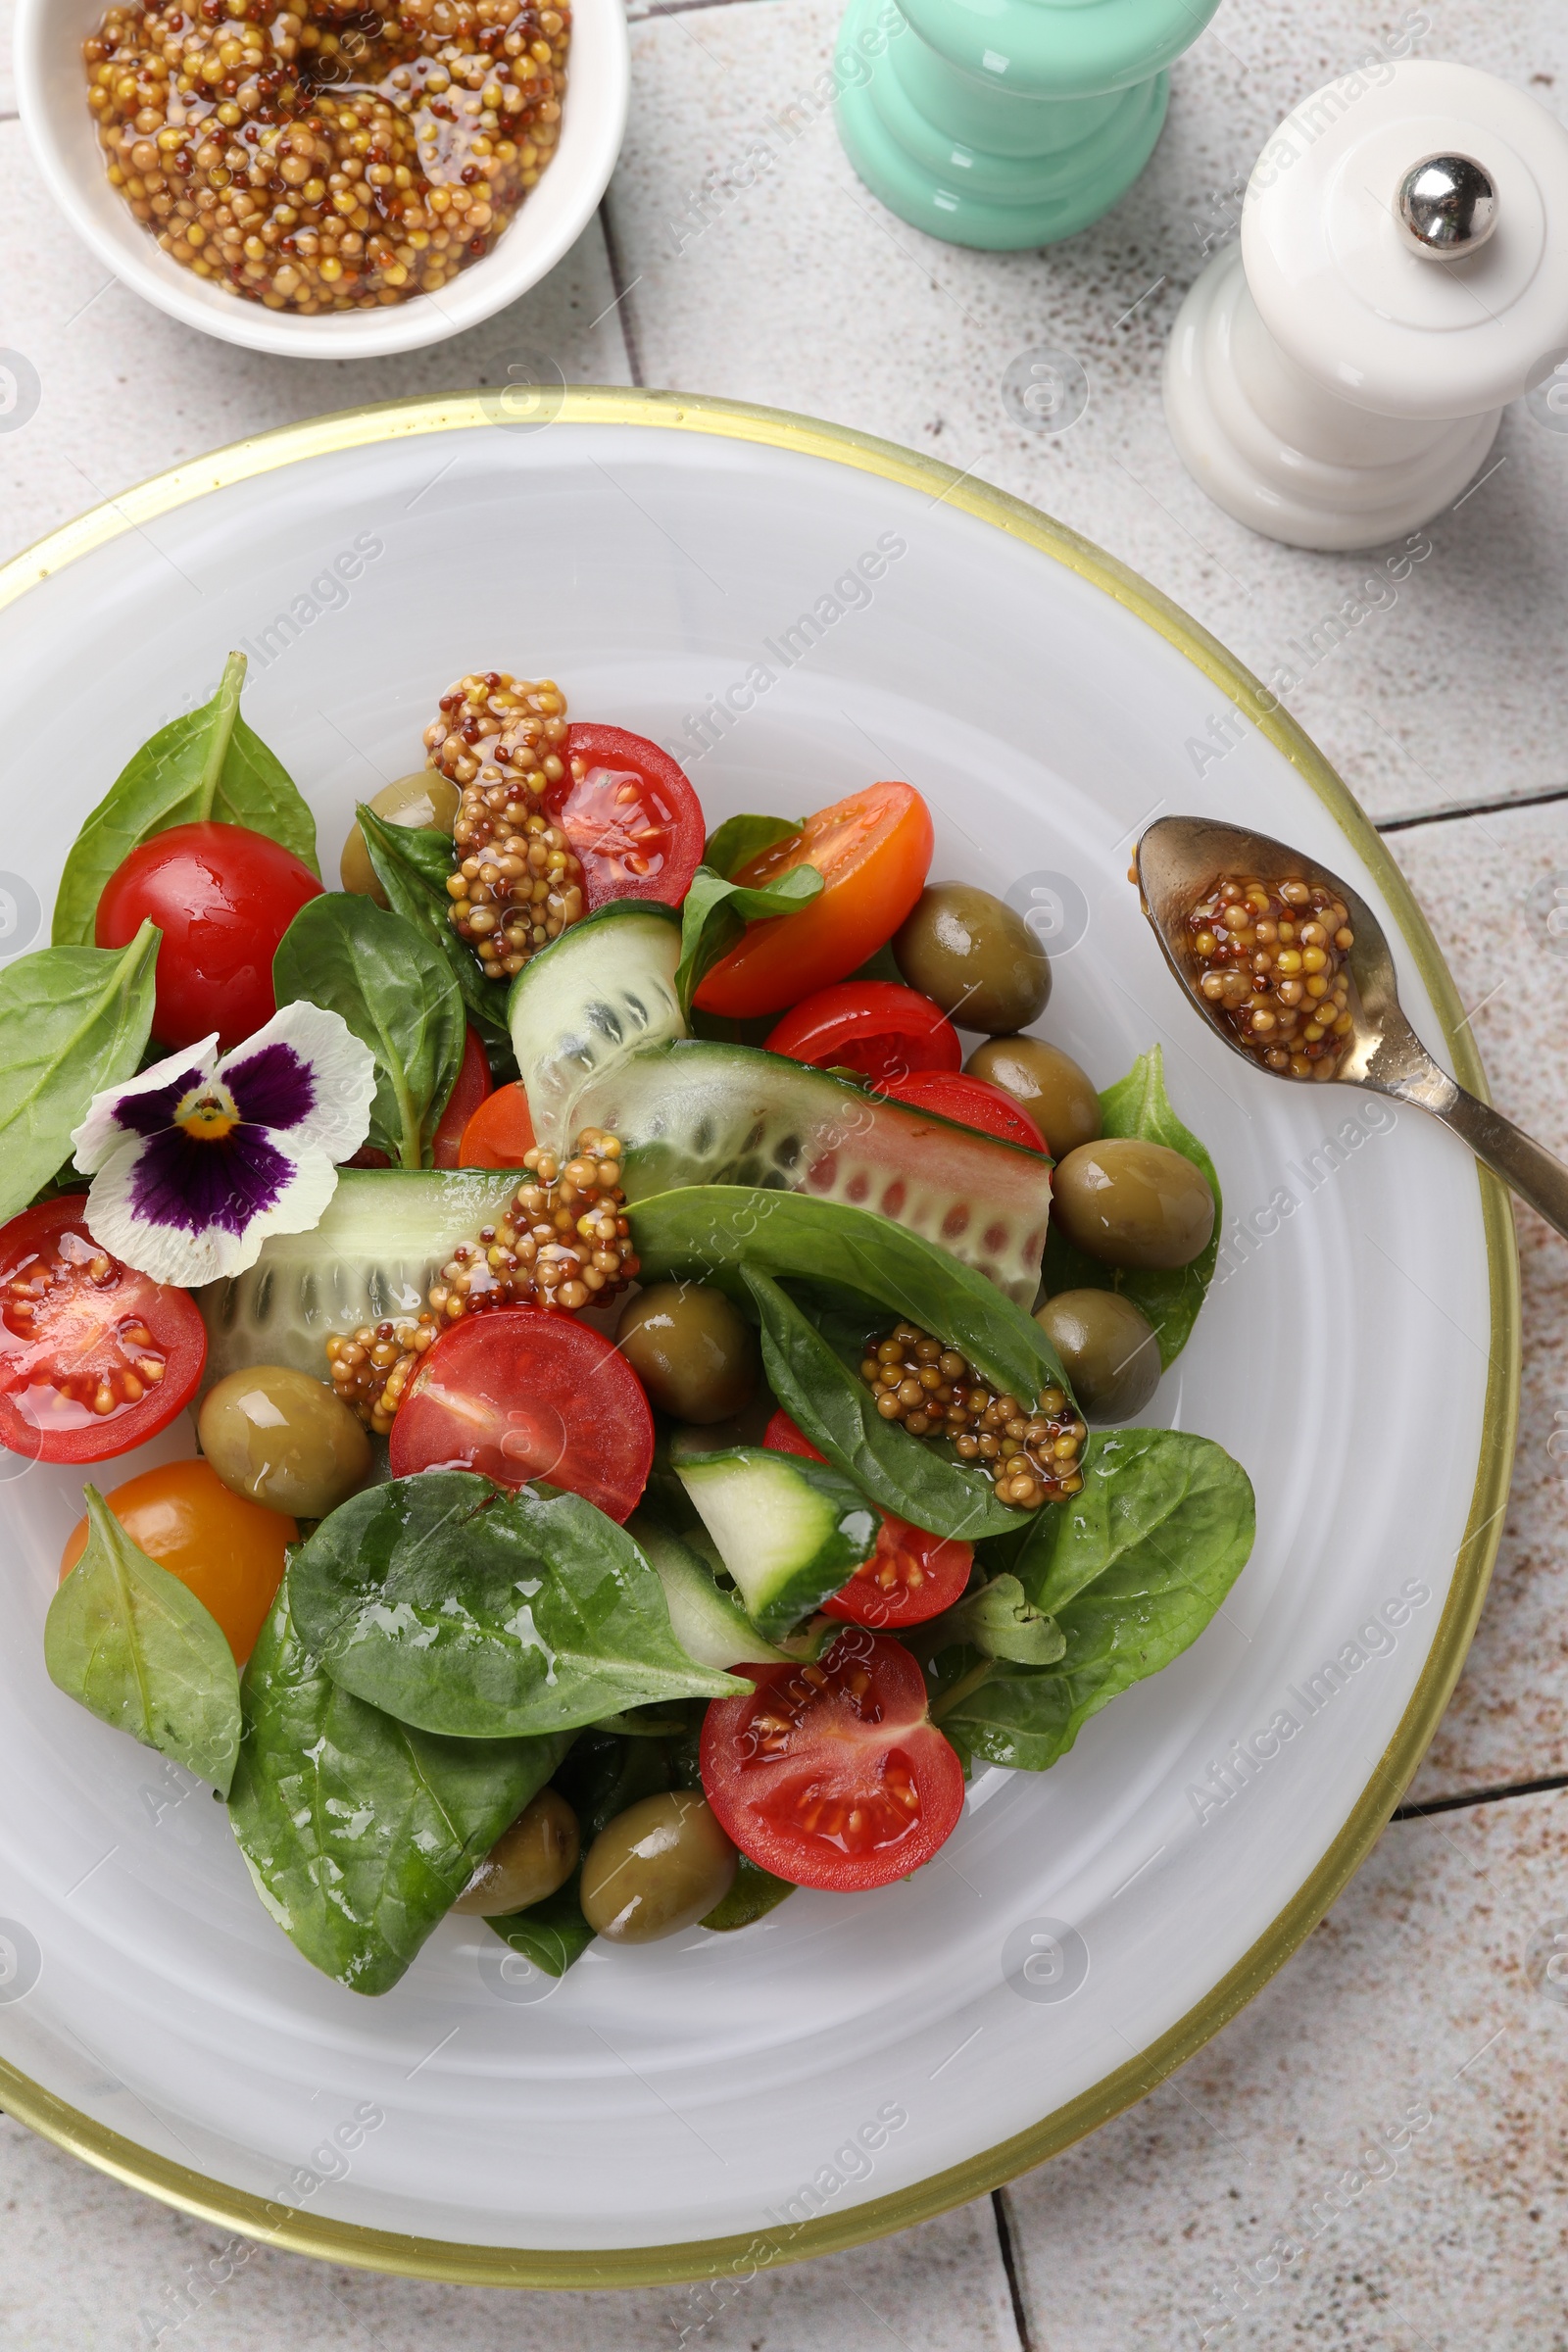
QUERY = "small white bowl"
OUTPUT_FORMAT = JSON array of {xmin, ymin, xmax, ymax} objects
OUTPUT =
[{"xmin": 14, "ymin": 0, "xmax": 628, "ymax": 360}]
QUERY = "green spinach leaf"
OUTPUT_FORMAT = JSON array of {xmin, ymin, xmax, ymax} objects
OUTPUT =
[
  {"xmin": 355, "ymin": 803, "xmax": 514, "ymax": 1070},
  {"xmin": 272, "ymin": 893, "xmax": 465, "ymax": 1169},
  {"xmin": 931, "ymin": 1429, "xmax": 1254, "ymax": 1770},
  {"xmin": 289, "ymin": 1472, "xmax": 742, "ymax": 1740},
  {"xmin": 44, "ymin": 1487, "xmax": 242, "ymax": 1794},
  {"xmin": 53, "ymin": 653, "xmax": 319, "ymax": 947},
  {"xmin": 909, "ymin": 1575, "xmax": 1064, "ymax": 1667},
  {"xmin": 228, "ymin": 1581, "xmax": 567, "ymax": 1995},
  {"xmin": 701, "ymin": 1853, "xmax": 795, "ymax": 1932},
  {"xmin": 1042, "ymin": 1048, "xmax": 1221, "ymax": 1368},
  {"xmin": 673, "ymin": 861, "xmax": 823, "ymax": 1017},
  {"xmin": 0, "ymin": 923, "xmax": 159, "ymax": 1222},
  {"xmin": 485, "ymin": 1881, "xmax": 596, "ymax": 1978},
  {"xmin": 704, "ymin": 814, "xmax": 801, "ymax": 877}
]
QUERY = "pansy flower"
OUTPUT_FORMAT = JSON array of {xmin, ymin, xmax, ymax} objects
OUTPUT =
[{"xmin": 72, "ymin": 1003, "xmax": 377, "ymax": 1288}]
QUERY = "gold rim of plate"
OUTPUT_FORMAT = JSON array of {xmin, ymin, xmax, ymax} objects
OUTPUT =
[{"xmin": 0, "ymin": 388, "xmax": 1520, "ymax": 2288}]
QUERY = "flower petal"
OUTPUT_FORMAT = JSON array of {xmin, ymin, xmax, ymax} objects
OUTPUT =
[
  {"xmin": 84, "ymin": 1131, "xmax": 344, "ymax": 1287},
  {"xmin": 72, "ymin": 1036, "xmax": 220, "ymax": 1175},
  {"xmin": 218, "ymin": 1002, "xmax": 376, "ymax": 1162}
]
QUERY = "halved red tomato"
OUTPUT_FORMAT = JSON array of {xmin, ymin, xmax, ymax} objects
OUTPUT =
[
  {"xmin": 431, "ymin": 1027, "xmax": 493, "ymax": 1168},
  {"xmin": 458, "ymin": 1081, "xmax": 536, "ymax": 1168},
  {"xmin": 764, "ymin": 981, "xmax": 960, "ymax": 1090},
  {"xmin": 388, "ymin": 1305, "xmax": 653, "ymax": 1522},
  {"xmin": 695, "ymin": 782, "xmax": 934, "ymax": 1020},
  {"xmin": 763, "ymin": 1410, "xmax": 971, "ymax": 1629},
  {"xmin": 551, "ymin": 725, "xmax": 705, "ymax": 911},
  {"xmin": 875, "ymin": 1069, "xmax": 1048, "ymax": 1152},
  {"xmin": 700, "ymin": 1626, "xmax": 964, "ymax": 1889},
  {"xmin": 0, "ymin": 1198, "xmax": 207, "ymax": 1464}
]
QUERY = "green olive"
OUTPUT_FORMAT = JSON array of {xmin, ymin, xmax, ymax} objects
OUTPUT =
[
  {"xmin": 580, "ymin": 1791, "xmax": 737, "ymax": 1943},
  {"xmin": 339, "ymin": 770, "xmax": 461, "ymax": 905},
  {"xmin": 965, "ymin": 1036, "xmax": 1102, "ymax": 1158},
  {"xmin": 1051, "ymin": 1139, "xmax": 1216, "ymax": 1270},
  {"xmin": 197, "ymin": 1364, "xmax": 371, "ymax": 1518},
  {"xmin": 1035, "ymin": 1290, "xmax": 1161, "ymax": 1423},
  {"xmin": 451, "ymin": 1788, "xmax": 579, "ymax": 1916},
  {"xmin": 615, "ymin": 1282, "xmax": 759, "ymax": 1425},
  {"xmin": 893, "ymin": 882, "xmax": 1052, "ymax": 1033}
]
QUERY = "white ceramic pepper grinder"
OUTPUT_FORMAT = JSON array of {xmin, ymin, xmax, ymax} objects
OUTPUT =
[{"xmin": 1163, "ymin": 60, "xmax": 1568, "ymax": 551}]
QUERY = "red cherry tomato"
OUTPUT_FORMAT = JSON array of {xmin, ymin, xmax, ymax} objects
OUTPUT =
[
  {"xmin": 551, "ymin": 726, "xmax": 705, "ymax": 911},
  {"xmin": 458, "ymin": 1081, "xmax": 536, "ymax": 1168},
  {"xmin": 95, "ymin": 821, "xmax": 322, "ymax": 1053},
  {"xmin": 764, "ymin": 980, "xmax": 960, "ymax": 1089},
  {"xmin": 431, "ymin": 1027, "xmax": 493, "ymax": 1168},
  {"xmin": 763, "ymin": 1410, "xmax": 971, "ymax": 1629},
  {"xmin": 388, "ymin": 1305, "xmax": 653, "ymax": 1522},
  {"xmin": 874, "ymin": 1069, "xmax": 1048, "ymax": 1152},
  {"xmin": 700, "ymin": 1627, "xmax": 964, "ymax": 1890},
  {"xmin": 0, "ymin": 1198, "xmax": 207, "ymax": 1464},
  {"xmin": 696, "ymin": 782, "xmax": 934, "ymax": 1020}
]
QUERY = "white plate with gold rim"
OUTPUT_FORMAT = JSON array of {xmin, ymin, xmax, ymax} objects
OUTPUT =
[{"xmin": 0, "ymin": 393, "xmax": 1514, "ymax": 2285}]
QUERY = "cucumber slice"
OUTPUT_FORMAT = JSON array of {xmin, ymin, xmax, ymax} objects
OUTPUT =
[
  {"xmin": 507, "ymin": 901, "xmax": 685, "ymax": 1150},
  {"xmin": 676, "ymin": 1446, "xmax": 880, "ymax": 1640},
  {"xmin": 630, "ymin": 1514, "xmax": 789, "ymax": 1670},
  {"xmin": 572, "ymin": 1040, "xmax": 1053, "ymax": 1306},
  {"xmin": 198, "ymin": 1165, "xmax": 520, "ymax": 1389}
]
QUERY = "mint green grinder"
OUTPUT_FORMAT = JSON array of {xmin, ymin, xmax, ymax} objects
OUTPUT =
[{"xmin": 836, "ymin": 0, "xmax": 1221, "ymax": 250}]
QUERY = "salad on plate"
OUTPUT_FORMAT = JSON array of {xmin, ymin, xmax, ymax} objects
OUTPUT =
[{"xmin": 0, "ymin": 654, "xmax": 1254, "ymax": 1995}]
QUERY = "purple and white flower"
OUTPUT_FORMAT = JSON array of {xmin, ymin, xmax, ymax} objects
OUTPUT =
[{"xmin": 71, "ymin": 1003, "xmax": 377, "ymax": 1287}]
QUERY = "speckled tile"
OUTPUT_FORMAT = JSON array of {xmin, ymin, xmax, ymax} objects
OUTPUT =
[
  {"xmin": 606, "ymin": 0, "xmax": 1568, "ymax": 824},
  {"xmin": 1003, "ymin": 1787, "xmax": 1568, "ymax": 2350}
]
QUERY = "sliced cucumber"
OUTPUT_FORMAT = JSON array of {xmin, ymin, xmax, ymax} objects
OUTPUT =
[
  {"xmin": 630, "ymin": 1514, "xmax": 790, "ymax": 1670},
  {"xmin": 571, "ymin": 1040, "xmax": 1053, "ymax": 1306},
  {"xmin": 676, "ymin": 1446, "xmax": 880, "ymax": 1640},
  {"xmin": 198, "ymin": 1166, "xmax": 520, "ymax": 1389},
  {"xmin": 508, "ymin": 901, "xmax": 685, "ymax": 1150}
]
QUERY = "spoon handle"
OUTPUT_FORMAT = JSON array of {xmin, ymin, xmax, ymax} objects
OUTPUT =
[{"xmin": 1415, "ymin": 1081, "xmax": 1568, "ymax": 1242}]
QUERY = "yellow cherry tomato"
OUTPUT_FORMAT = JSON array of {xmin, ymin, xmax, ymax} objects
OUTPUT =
[{"xmin": 60, "ymin": 1458, "xmax": 294, "ymax": 1664}]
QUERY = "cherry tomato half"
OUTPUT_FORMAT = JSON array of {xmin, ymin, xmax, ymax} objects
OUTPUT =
[
  {"xmin": 0, "ymin": 1198, "xmax": 206, "ymax": 1465},
  {"xmin": 388, "ymin": 1305, "xmax": 654, "ymax": 1522},
  {"xmin": 60, "ymin": 1459, "xmax": 294, "ymax": 1663},
  {"xmin": 875, "ymin": 1069, "xmax": 1048, "ymax": 1152},
  {"xmin": 695, "ymin": 782, "xmax": 934, "ymax": 1020},
  {"xmin": 458, "ymin": 1080, "xmax": 537, "ymax": 1168},
  {"xmin": 763, "ymin": 1410, "xmax": 971, "ymax": 1629},
  {"xmin": 96, "ymin": 820, "xmax": 322, "ymax": 1053},
  {"xmin": 700, "ymin": 1626, "xmax": 964, "ymax": 1890},
  {"xmin": 431, "ymin": 1027, "xmax": 493, "ymax": 1168},
  {"xmin": 765, "ymin": 980, "xmax": 959, "ymax": 1089},
  {"xmin": 551, "ymin": 725, "xmax": 705, "ymax": 911}
]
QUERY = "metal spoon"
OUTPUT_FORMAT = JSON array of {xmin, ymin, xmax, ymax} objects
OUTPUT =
[{"xmin": 1135, "ymin": 812, "xmax": 1568, "ymax": 1241}]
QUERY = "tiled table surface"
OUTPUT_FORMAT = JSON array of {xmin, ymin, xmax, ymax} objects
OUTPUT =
[{"xmin": 2, "ymin": 0, "xmax": 1567, "ymax": 2342}]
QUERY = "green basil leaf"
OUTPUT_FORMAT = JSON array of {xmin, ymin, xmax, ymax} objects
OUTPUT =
[
  {"xmin": 0, "ymin": 923, "xmax": 159, "ymax": 1223},
  {"xmin": 289, "ymin": 1471, "xmax": 743, "ymax": 1740},
  {"xmin": 272, "ymin": 894, "xmax": 465, "ymax": 1169},
  {"xmin": 1042, "ymin": 1047, "xmax": 1221, "ymax": 1368},
  {"xmin": 53, "ymin": 653, "xmax": 319, "ymax": 946},
  {"xmin": 933, "ymin": 1429, "xmax": 1255, "ymax": 1770},
  {"xmin": 673, "ymin": 860, "xmax": 823, "ymax": 1017},
  {"xmin": 44, "ymin": 1487, "xmax": 242, "ymax": 1795},
  {"xmin": 228, "ymin": 1579, "xmax": 568, "ymax": 1995},
  {"xmin": 356, "ymin": 802, "xmax": 514, "ymax": 1070},
  {"xmin": 485, "ymin": 1880, "xmax": 596, "ymax": 1978},
  {"xmin": 703, "ymin": 813, "xmax": 801, "ymax": 878}
]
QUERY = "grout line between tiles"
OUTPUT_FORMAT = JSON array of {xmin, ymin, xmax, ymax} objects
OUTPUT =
[
  {"xmin": 1394, "ymin": 1771, "xmax": 1568, "ymax": 1822},
  {"xmin": 991, "ymin": 2186, "xmax": 1037, "ymax": 2352},
  {"xmin": 1375, "ymin": 782, "xmax": 1568, "ymax": 834},
  {"xmin": 596, "ymin": 194, "xmax": 645, "ymax": 387}
]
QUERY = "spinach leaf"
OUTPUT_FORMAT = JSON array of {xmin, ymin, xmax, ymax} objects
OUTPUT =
[
  {"xmin": 289, "ymin": 1472, "xmax": 742, "ymax": 1740},
  {"xmin": 704, "ymin": 814, "xmax": 801, "ymax": 877},
  {"xmin": 356, "ymin": 804, "xmax": 514, "ymax": 1070},
  {"xmin": 0, "ymin": 923, "xmax": 158, "ymax": 1223},
  {"xmin": 272, "ymin": 894, "xmax": 465, "ymax": 1170},
  {"xmin": 630, "ymin": 1184, "xmax": 1069, "ymax": 1409},
  {"xmin": 486, "ymin": 1881, "xmax": 596, "ymax": 1978},
  {"xmin": 44, "ymin": 1487, "xmax": 241, "ymax": 1794},
  {"xmin": 1042, "ymin": 1048, "xmax": 1221, "ymax": 1368},
  {"xmin": 931, "ymin": 1429, "xmax": 1254, "ymax": 1770},
  {"xmin": 702, "ymin": 1854, "xmax": 795, "ymax": 1932},
  {"xmin": 909, "ymin": 1575, "xmax": 1064, "ymax": 1667},
  {"xmin": 673, "ymin": 861, "xmax": 823, "ymax": 1017},
  {"xmin": 53, "ymin": 653, "xmax": 319, "ymax": 947},
  {"xmin": 746, "ymin": 1269, "xmax": 1025, "ymax": 1541},
  {"xmin": 228, "ymin": 1581, "xmax": 567, "ymax": 1995}
]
